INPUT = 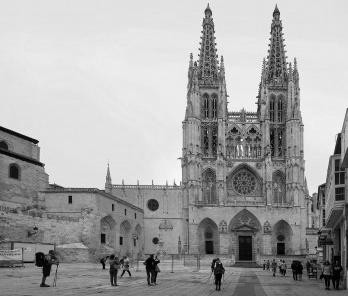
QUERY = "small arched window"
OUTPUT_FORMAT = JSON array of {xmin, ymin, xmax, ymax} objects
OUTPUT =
[
  {"xmin": 277, "ymin": 97, "xmax": 283, "ymax": 122},
  {"xmin": 0, "ymin": 141, "xmax": 8, "ymax": 150},
  {"xmin": 269, "ymin": 96, "xmax": 275, "ymax": 122},
  {"xmin": 203, "ymin": 96, "xmax": 209, "ymax": 119},
  {"xmin": 212, "ymin": 96, "xmax": 217, "ymax": 119},
  {"xmin": 9, "ymin": 164, "xmax": 20, "ymax": 180}
]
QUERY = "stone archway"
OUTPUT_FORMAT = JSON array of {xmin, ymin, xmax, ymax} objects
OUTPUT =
[
  {"xmin": 272, "ymin": 220, "xmax": 293, "ymax": 255},
  {"xmin": 197, "ymin": 218, "xmax": 219, "ymax": 254},
  {"xmin": 100, "ymin": 215, "xmax": 116, "ymax": 248},
  {"xmin": 229, "ymin": 209, "xmax": 262, "ymax": 261}
]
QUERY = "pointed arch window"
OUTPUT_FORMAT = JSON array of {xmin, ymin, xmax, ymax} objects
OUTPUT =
[
  {"xmin": 212, "ymin": 127, "xmax": 218, "ymax": 155},
  {"xmin": 202, "ymin": 169, "xmax": 216, "ymax": 204},
  {"xmin": 270, "ymin": 97, "xmax": 275, "ymax": 122},
  {"xmin": 202, "ymin": 127, "xmax": 209, "ymax": 155},
  {"xmin": 212, "ymin": 96, "xmax": 217, "ymax": 119},
  {"xmin": 203, "ymin": 96, "xmax": 209, "ymax": 119},
  {"xmin": 273, "ymin": 172, "xmax": 286, "ymax": 204},
  {"xmin": 270, "ymin": 129, "xmax": 275, "ymax": 157},
  {"xmin": 277, "ymin": 98, "xmax": 283, "ymax": 122}
]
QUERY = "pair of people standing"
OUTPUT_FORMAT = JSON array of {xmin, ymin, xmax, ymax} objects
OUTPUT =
[
  {"xmin": 322, "ymin": 260, "xmax": 343, "ymax": 290},
  {"xmin": 290, "ymin": 260, "xmax": 303, "ymax": 280},
  {"xmin": 144, "ymin": 254, "xmax": 160, "ymax": 286},
  {"xmin": 279, "ymin": 260, "xmax": 287, "ymax": 276},
  {"xmin": 211, "ymin": 258, "xmax": 225, "ymax": 291}
]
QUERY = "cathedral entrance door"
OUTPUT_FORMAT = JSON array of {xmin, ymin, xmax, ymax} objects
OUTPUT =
[
  {"xmin": 239, "ymin": 236, "xmax": 252, "ymax": 260},
  {"xmin": 205, "ymin": 241, "xmax": 214, "ymax": 254},
  {"xmin": 277, "ymin": 243, "xmax": 285, "ymax": 255}
]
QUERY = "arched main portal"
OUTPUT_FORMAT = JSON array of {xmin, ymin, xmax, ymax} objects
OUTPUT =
[
  {"xmin": 272, "ymin": 220, "xmax": 293, "ymax": 255},
  {"xmin": 197, "ymin": 218, "xmax": 219, "ymax": 254},
  {"xmin": 229, "ymin": 209, "xmax": 262, "ymax": 261},
  {"xmin": 100, "ymin": 215, "xmax": 116, "ymax": 248}
]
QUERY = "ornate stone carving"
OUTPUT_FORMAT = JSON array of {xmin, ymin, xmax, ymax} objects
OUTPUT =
[
  {"xmin": 218, "ymin": 220, "xmax": 227, "ymax": 233},
  {"xmin": 263, "ymin": 220, "xmax": 272, "ymax": 234}
]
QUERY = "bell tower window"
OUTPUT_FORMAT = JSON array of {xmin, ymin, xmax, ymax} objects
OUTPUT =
[{"xmin": 212, "ymin": 97, "xmax": 217, "ymax": 119}]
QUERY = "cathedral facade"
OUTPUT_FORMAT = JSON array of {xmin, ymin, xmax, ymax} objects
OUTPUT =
[{"xmin": 180, "ymin": 5, "xmax": 310, "ymax": 260}]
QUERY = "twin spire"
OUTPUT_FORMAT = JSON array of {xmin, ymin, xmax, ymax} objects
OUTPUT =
[{"xmin": 198, "ymin": 3, "xmax": 219, "ymax": 86}]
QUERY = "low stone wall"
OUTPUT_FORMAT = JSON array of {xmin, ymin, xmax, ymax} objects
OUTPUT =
[{"xmin": 55, "ymin": 248, "xmax": 90, "ymax": 263}]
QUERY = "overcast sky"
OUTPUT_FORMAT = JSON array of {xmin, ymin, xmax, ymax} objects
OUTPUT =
[{"xmin": 0, "ymin": 0, "xmax": 347, "ymax": 194}]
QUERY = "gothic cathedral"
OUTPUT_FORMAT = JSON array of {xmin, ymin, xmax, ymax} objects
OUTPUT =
[{"xmin": 181, "ymin": 5, "xmax": 310, "ymax": 260}]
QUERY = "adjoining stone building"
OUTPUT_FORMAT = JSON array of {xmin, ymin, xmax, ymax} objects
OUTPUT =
[
  {"xmin": 317, "ymin": 108, "xmax": 348, "ymax": 288},
  {"xmin": 0, "ymin": 5, "xmax": 319, "ymax": 264}
]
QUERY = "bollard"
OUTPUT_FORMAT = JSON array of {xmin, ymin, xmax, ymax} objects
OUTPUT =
[
  {"xmin": 136, "ymin": 258, "xmax": 139, "ymax": 272},
  {"xmin": 171, "ymin": 255, "xmax": 174, "ymax": 273}
]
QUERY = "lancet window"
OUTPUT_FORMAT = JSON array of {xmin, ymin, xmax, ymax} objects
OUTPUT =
[
  {"xmin": 273, "ymin": 171, "xmax": 286, "ymax": 204},
  {"xmin": 270, "ymin": 127, "xmax": 284, "ymax": 157},
  {"xmin": 203, "ymin": 95, "xmax": 209, "ymax": 119},
  {"xmin": 269, "ymin": 94, "xmax": 285, "ymax": 123},
  {"xmin": 212, "ymin": 96, "xmax": 217, "ymax": 119},
  {"xmin": 201, "ymin": 123, "xmax": 218, "ymax": 157},
  {"xmin": 202, "ymin": 169, "xmax": 216, "ymax": 204},
  {"xmin": 201, "ymin": 93, "xmax": 218, "ymax": 119}
]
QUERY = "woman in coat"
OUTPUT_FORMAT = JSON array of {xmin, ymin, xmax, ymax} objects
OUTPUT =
[{"xmin": 322, "ymin": 261, "xmax": 332, "ymax": 290}]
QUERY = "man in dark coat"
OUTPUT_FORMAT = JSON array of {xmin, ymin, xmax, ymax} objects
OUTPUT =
[
  {"xmin": 144, "ymin": 254, "xmax": 155, "ymax": 286},
  {"xmin": 332, "ymin": 260, "xmax": 343, "ymax": 290}
]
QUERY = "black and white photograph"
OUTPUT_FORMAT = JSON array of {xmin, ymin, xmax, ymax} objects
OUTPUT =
[{"xmin": 0, "ymin": 0, "xmax": 347, "ymax": 295}]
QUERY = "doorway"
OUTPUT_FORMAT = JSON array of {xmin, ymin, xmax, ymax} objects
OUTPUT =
[
  {"xmin": 205, "ymin": 241, "xmax": 214, "ymax": 254},
  {"xmin": 277, "ymin": 243, "xmax": 285, "ymax": 255},
  {"xmin": 239, "ymin": 236, "xmax": 252, "ymax": 260}
]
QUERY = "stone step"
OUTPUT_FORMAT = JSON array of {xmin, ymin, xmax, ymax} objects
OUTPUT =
[{"xmin": 233, "ymin": 261, "xmax": 261, "ymax": 268}]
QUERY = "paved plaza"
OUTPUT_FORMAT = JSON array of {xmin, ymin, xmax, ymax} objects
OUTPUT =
[{"xmin": 0, "ymin": 263, "xmax": 346, "ymax": 296}]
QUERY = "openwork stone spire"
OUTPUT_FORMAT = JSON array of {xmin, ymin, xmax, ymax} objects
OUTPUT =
[
  {"xmin": 198, "ymin": 4, "xmax": 219, "ymax": 86},
  {"xmin": 266, "ymin": 5, "xmax": 288, "ymax": 84}
]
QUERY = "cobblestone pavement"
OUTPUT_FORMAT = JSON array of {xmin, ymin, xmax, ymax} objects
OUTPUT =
[{"xmin": 0, "ymin": 263, "xmax": 346, "ymax": 296}]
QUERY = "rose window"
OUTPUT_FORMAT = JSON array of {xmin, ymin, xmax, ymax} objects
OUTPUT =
[{"xmin": 232, "ymin": 170, "xmax": 257, "ymax": 195}]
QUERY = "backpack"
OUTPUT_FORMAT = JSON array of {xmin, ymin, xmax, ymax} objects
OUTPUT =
[{"xmin": 35, "ymin": 252, "xmax": 45, "ymax": 267}]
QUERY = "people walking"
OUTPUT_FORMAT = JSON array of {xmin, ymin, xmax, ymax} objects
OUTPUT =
[
  {"xmin": 120, "ymin": 256, "xmax": 131, "ymax": 277},
  {"xmin": 271, "ymin": 259, "xmax": 277, "ymax": 277},
  {"xmin": 152, "ymin": 255, "xmax": 161, "ymax": 285},
  {"xmin": 322, "ymin": 260, "xmax": 332, "ymax": 290},
  {"xmin": 213, "ymin": 258, "xmax": 225, "ymax": 291},
  {"xmin": 263, "ymin": 260, "xmax": 266, "ymax": 270},
  {"xmin": 331, "ymin": 260, "xmax": 343, "ymax": 290},
  {"xmin": 280, "ymin": 260, "xmax": 287, "ymax": 276},
  {"xmin": 297, "ymin": 261, "xmax": 303, "ymax": 281},
  {"xmin": 266, "ymin": 260, "xmax": 270, "ymax": 271},
  {"xmin": 291, "ymin": 260, "xmax": 298, "ymax": 280},
  {"xmin": 108, "ymin": 255, "xmax": 120, "ymax": 286},
  {"xmin": 211, "ymin": 258, "xmax": 218, "ymax": 272},
  {"xmin": 144, "ymin": 254, "xmax": 155, "ymax": 286}
]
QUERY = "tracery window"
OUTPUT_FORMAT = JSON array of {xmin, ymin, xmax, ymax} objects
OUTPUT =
[
  {"xmin": 232, "ymin": 169, "xmax": 257, "ymax": 195},
  {"xmin": 277, "ymin": 98, "xmax": 283, "ymax": 122},
  {"xmin": 273, "ymin": 172, "xmax": 286, "ymax": 204},
  {"xmin": 201, "ymin": 124, "xmax": 218, "ymax": 157},
  {"xmin": 202, "ymin": 169, "xmax": 216, "ymax": 204},
  {"xmin": 203, "ymin": 96, "xmax": 209, "ymax": 119},
  {"xmin": 212, "ymin": 97, "xmax": 217, "ymax": 119},
  {"xmin": 270, "ymin": 97, "xmax": 275, "ymax": 122},
  {"xmin": 270, "ymin": 128, "xmax": 284, "ymax": 157}
]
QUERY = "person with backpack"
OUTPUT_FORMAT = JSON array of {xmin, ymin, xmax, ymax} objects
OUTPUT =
[
  {"xmin": 100, "ymin": 256, "xmax": 109, "ymax": 270},
  {"xmin": 144, "ymin": 254, "xmax": 155, "ymax": 286},
  {"xmin": 37, "ymin": 250, "xmax": 59, "ymax": 287},
  {"xmin": 213, "ymin": 258, "xmax": 225, "ymax": 291},
  {"xmin": 120, "ymin": 256, "xmax": 131, "ymax": 277},
  {"xmin": 108, "ymin": 255, "xmax": 120, "ymax": 286}
]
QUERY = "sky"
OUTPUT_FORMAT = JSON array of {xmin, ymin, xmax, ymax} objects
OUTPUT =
[{"xmin": 0, "ymin": 0, "xmax": 347, "ymax": 194}]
